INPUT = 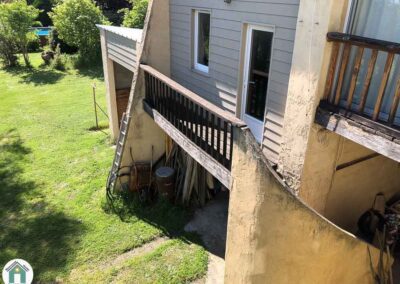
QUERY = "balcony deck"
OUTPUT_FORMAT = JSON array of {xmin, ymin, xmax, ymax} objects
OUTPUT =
[
  {"xmin": 316, "ymin": 32, "xmax": 400, "ymax": 162},
  {"xmin": 140, "ymin": 65, "xmax": 246, "ymax": 188}
]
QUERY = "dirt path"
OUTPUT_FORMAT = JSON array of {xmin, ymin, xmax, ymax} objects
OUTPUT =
[
  {"xmin": 110, "ymin": 236, "xmax": 169, "ymax": 267},
  {"xmin": 68, "ymin": 236, "xmax": 169, "ymax": 281},
  {"xmin": 185, "ymin": 191, "xmax": 229, "ymax": 284}
]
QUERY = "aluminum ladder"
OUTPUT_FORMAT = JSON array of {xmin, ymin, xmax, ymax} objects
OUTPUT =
[{"xmin": 106, "ymin": 113, "xmax": 130, "ymax": 195}]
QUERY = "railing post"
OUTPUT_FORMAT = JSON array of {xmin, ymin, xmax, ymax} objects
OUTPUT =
[
  {"xmin": 223, "ymin": 121, "xmax": 228, "ymax": 166},
  {"xmin": 373, "ymin": 52, "xmax": 395, "ymax": 121},
  {"xmin": 358, "ymin": 49, "xmax": 378, "ymax": 113},
  {"xmin": 389, "ymin": 79, "xmax": 400, "ymax": 124},
  {"xmin": 334, "ymin": 43, "xmax": 351, "ymax": 105},
  {"xmin": 324, "ymin": 42, "xmax": 340, "ymax": 101},
  {"xmin": 217, "ymin": 117, "xmax": 222, "ymax": 163},
  {"xmin": 346, "ymin": 47, "xmax": 364, "ymax": 109}
]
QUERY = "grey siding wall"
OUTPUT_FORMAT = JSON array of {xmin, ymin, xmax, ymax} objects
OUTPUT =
[
  {"xmin": 105, "ymin": 31, "xmax": 138, "ymax": 72},
  {"xmin": 114, "ymin": 62, "xmax": 134, "ymax": 90},
  {"xmin": 169, "ymin": 0, "xmax": 299, "ymax": 163}
]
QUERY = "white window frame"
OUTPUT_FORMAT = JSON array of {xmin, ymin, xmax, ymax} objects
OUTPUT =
[
  {"xmin": 343, "ymin": 0, "xmax": 357, "ymax": 33},
  {"xmin": 194, "ymin": 10, "xmax": 211, "ymax": 74}
]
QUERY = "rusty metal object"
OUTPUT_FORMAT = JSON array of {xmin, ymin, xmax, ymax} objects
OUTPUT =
[
  {"xmin": 155, "ymin": 167, "xmax": 176, "ymax": 201},
  {"xmin": 130, "ymin": 162, "xmax": 152, "ymax": 192}
]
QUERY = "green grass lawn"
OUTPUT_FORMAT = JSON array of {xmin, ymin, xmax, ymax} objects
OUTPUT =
[{"xmin": 0, "ymin": 53, "xmax": 207, "ymax": 283}]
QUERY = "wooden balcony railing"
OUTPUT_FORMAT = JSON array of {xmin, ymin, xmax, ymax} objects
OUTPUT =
[
  {"xmin": 141, "ymin": 64, "xmax": 245, "ymax": 170},
  {"xmin": 323, "ymin": 32, "xmax": 400, "ymax": 127}
]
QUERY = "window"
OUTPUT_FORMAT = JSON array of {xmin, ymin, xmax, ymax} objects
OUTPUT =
[{"xmin": 194, "ymin": 10, "xmax": 210, "ymax": 73}]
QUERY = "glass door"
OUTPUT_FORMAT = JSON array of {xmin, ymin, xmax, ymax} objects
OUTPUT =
[
  {"xmin": 342, "ymin": 0, "xmax": 400, "ymax": 122},
  {"xmin": 242, "ymin": 25, "xmax": 274, "ymax": 143}
]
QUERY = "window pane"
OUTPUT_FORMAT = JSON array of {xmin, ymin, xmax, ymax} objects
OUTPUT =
[
  {"xmin": 197, "ymin": 13, "xmax": 210, "ymax": 67},
  {"xmin": 341, "ymin": 0, "xmax": 400, "ymax": 123}
]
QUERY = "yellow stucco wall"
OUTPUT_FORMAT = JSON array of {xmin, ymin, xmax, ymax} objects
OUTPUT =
[
  {"xmin": 225, "ymin": 128, "xmax": 386, "ymax": 283},
  {"xmin": 277, "ymin": 0, "xmax": 400, "ymax": 232},
  {"xmin": 300, "ymin": 124, "xmax": 400, "ymax": 233},
  {"xmin": 120, "ymin": 0, "xmax": 170, "ymax": 168},
  {"xmin": 278, "ymin": 0, "xmax": 349, "ymax": 191},
  {"xmin": 324, "ymin": 140, "xmax": 400, "ymax": 233}
]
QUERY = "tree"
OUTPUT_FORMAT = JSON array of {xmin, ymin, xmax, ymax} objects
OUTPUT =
[
  {"xmin": 0, "ymin": 32, "xmax": 18, "ymax": 67},
  {"xmin": 50, "ymin": 0, "xmax": 109, "ymax": 60},
  {"xmin": 95, "ymin": 0, "xmax": 131, "ymax": 25},
  {"xmin": 121, "ymin": 0, "xmax": 148, "ymax": 29},
  {"xmin": 28, "ymin": 0, "xmax": 56, "ymax": 27},
  {"xmin": 0, "ymin": 0, "xmax": 40, "ymax": 67}
]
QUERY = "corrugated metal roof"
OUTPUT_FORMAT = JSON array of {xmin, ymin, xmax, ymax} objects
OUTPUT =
[{"xmin": 97, "ymin": 25, "xmax": 143, "ymax": 42}]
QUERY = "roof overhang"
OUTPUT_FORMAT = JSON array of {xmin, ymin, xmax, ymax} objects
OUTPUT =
[{"xmin": 96, "ymin": 25, "xmax": 143, "ymax": 42}]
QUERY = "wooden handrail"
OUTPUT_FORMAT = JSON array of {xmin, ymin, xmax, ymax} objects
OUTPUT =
[
  {"xmin": 327, "ymin": 32, "xmax": 400, "ymax": 54},
  {"xmin": 140, "ymin": 64, "xmax": 246, "ymax": 127},
  {"xmin": 324, "ymin": 32, "xmax": 400, "ymax": 127}
]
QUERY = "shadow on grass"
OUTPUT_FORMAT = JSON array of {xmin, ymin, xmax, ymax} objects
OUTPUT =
[
  {"xmin": 2, "ymin": 66, "xmax": 65, "ymax": 85},
  {"xmin": 76, "ymin": 64, "xmax": 104, "ymax": 81},
  {"xmin": 88, "ymin": 124, "xmax": 109, "ymax": 132},
  {"xmin": 0, "ymin": 129, "xmax": 85, "ymax": 280},
  {"xmin": 104, "ymin": 191, "xmax": 206, "ymax": 253}
]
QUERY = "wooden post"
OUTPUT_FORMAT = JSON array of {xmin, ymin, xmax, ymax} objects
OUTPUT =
[
  {"xmin": 334, "ymin": 43, "xmax": 351, "ymax": 105},
  {"xmin": 346, "ymin": 47, "xmax": 364, "ymax": 109},
  {"xmin": 358, "ymin": 49, "xmax": 378, "ymax": 113},
  {"xmin": 324, "ymin": 42, "xmax": 340, "ymax": 101},
  {"xmin": 389, "ymin": 78, "xmax": 400, "ymax": 124},
  {"xmin": 92, "ymin": 83, "xmax": 99, "ymax": 129},
  {"xmin": 373, "ymin": 52, "xmax": 395, "ymax": 121}
]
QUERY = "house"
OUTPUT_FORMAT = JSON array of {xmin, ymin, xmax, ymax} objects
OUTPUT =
[
  {"xmin": 98, "ymin": 0, "xmax": 400, "ymax": 282},
  {"xmin": 5, "ymin": 261, "xmax": 30, "ymax": 284}
]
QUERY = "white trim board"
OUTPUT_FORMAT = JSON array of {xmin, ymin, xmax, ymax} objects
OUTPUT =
[{"xmin": 240, "ymin": 24, "xmax": 275, "ymax": 144}]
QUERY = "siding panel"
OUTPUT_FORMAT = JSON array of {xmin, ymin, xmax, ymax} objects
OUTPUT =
[
  {"xmin": 105, "ymin": 31, "xmax": 138, "ymax": 72},
  {"xmin": 170, "ymin": 0, "xmax": 299, "ymax": 163}
]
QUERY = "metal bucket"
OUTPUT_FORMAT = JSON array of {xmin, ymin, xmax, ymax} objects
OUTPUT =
[{"xmin": 155, "ymin": 167, "xmax": 176, "ymax": 201}]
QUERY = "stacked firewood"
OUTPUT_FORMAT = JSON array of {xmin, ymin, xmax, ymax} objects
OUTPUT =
[{"xmin": 166, "ymin": 142, "xmax": 214, "ymax": 206}]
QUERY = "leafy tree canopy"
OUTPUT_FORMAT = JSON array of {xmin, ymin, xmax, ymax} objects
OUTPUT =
[
  {"xmin": 0, "ymin": 0, "xmax": 40, "ymax": 66},
  {"xmin": 121, "ymin": 0, "xmax": 148, "ymax": 29},
  {"xmin": 96, "ymin": 0, "xmax": 130, "ymax": 11},
  {"xmin": 28, "ymin": 0, "xmax": 56, "ymax": 27},
  {"xmin": 50, "ymin": 0, "xmax": 109, "ymax": 59},
  {"xmin": 97, "ymin": 0, "xmax": 131, "ymax": 25}
]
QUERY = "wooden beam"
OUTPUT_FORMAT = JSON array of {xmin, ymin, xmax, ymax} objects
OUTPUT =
[
  {"xmin": 143, "ymin": 101, "xmax": 232, "ymax": 189},
  {"xmin": 315, "ymin": 108, "xmax": 400, "ymax": 163},
  {"xmin": 336, "ymin": 153, "xmax": 380, "ymax": 171},
  {"xmin": 319, "ymin": 101, "xmax": 400, "ymax": 139},
  {"xmin": 327, "ymin": 32, "xmax": 400, "ymax": 54}
]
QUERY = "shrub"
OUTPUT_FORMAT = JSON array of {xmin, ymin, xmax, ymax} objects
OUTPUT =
[
  {"xmin": 0, "ymin": 0, "xmax": 40, "ymax": 67},
  {"xmin": 50, "ymin": 44, "xmax": 66, "ymax": 71},
  {"xmin": 27, "ymin": 35, "xmax": 41, "ymax": 52},
  {"xmin": 0, "ymin": 33, "xmax": 18, "ymax": 67},
  {"xmin": 49, "ymin": 29, "xmax": 78, "ymax": 54},
  {"xmin": 121, "ymin": 0, "xmax": 148, "ymax": 29},
  {"xmin": 50, "ymin": 0, "xmax": 109, "ymax": 61},
  {"xmin": 41, "ymin": 49, "xmax": 54, "ymax": 65}
]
